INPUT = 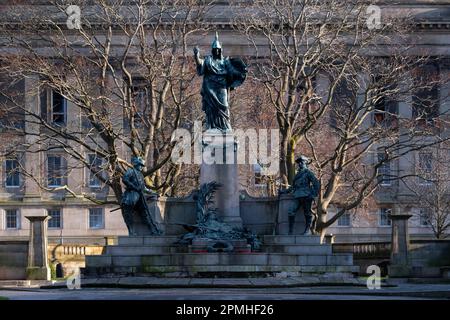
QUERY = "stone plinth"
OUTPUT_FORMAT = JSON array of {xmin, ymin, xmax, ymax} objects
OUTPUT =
[
  {"xmin": 200, "ymin": 131, "xmax": 242, "ymax": 228},
  {"xmin": 388, "ymin": 213, "xmax": 412, "ymax": 278},
  {"xmin": 25, "ymin": 216, "xmax": 51, "ymax": 280},
  {"xmin": 276, "ymin": 194, "xmax": 306, "ymax": 235},
  {"xmin": 189, "ymin": 238, "xmax": 251, "ymax": 253},
  {"xmin": 130, "ymin": 196, "xmax": 165, "ymax": 236}
]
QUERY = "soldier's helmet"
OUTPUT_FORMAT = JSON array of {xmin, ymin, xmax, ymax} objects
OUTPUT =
[
  {"xmin": 211, "ymin": 31, "xmax": 222, "ymax": 49},
  {"xmin": 295, "ymin": 155, "xmax": 310, "ymax": 164},
  {"xmin": 131, "ymin": 156, "xmax": 145, "ymax": 167}
]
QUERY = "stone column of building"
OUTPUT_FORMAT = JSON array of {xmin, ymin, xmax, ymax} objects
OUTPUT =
[
  {"xmin": 23, "ymin": 75, "xmax": 43, "ymax": 203},
  {"xmin": 200, "ymin": 131, "xmax": 242, "ymax": 228},
  {"xmin": 388, "ymin": 211, "xmax": 412, "ymax": 277},
  {"xmin": 26, "ymin": 215, "xmax": 51, "ymax": 280}
]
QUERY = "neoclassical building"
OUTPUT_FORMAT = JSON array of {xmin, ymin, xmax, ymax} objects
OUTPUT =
[{"xmin": 0, "ymin": 1, "xmax": 449, "ymax": 243}]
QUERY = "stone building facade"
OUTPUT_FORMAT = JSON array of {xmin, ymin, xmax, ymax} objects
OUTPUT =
[{"xmin": 0, "ymin": 1, "xmax": 449, "ymax": 243}]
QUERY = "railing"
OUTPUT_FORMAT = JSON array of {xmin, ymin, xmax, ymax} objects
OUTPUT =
[
  {"xmin": 62, "ymin": 245, "xmax": 86, "ymax": 256},
  {"xmin": 48, "ymin": 243, "xmax": 106, "ymax": 258},
  {"xmin": 333, "ymin": 242, "xmax": 391, "ymax": 259}
]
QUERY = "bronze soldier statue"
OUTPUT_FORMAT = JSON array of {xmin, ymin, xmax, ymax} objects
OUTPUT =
[
  {"xmin": 284, "ymin": 155, "xmax": 320, "ymax": 235},
  {"xmin": 121, "ymin": 156, "xmax": 162, "ymax": 236}
]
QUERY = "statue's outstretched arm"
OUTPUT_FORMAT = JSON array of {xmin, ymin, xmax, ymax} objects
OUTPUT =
[{"xmin": 193, "ymin": 46, "xmax": 204, "ymax": 75}]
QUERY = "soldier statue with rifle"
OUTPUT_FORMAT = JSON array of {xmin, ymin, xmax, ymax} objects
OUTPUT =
[
  {"xmin": 121, "ymin": 156, "xmax": 162, "ymax": 236},
  {"xmin": 281, "ymin": 155, "xmax": 320, "ymax": 235}
]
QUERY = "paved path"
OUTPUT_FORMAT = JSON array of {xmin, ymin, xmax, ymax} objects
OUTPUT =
[{"xmin": 1, "ymin": 284, "xmax": 450, "ymax": 300}]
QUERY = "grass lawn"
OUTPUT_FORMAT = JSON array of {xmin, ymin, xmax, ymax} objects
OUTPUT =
[{"xmin": 0, "ymin": 297, "xmax": 9, "ymax": 300}]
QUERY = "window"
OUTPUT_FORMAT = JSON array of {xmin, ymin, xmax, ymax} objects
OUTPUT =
[
  {"xmin": 51, "ymin": 91, "xmax": 67, "ymax": 125},
  {"xmin": 47, "ymin": 155, "xmax": 66, "ymax": 187},
  {"xmin": 412, "ymin": 63, "xmax": 440, "ymax": 125},
  {"xmin": 5, "ymin": 158, "xmax": 20, "ymax": 187},
  {"xmin": 47, "ymin": 209, "xmax": 62, "ymax": 229},
  {"xmin": 418, "ymin": 152, "xmax": 433, "ymax": 185},
  {"xmin": 419, "ymin": 208, "xmax": 431, "ymax": 227},
  {"xmin": 377, "ymin": 152, "xmax": 391, "ymax": 186},
  {"xmin": 374, "ymin": 100, "xmax": 398, "ymax": 128},
  {"xmin": 87, "ymin": 154, "xmax": 103, "ymax": 187},
  {"xmin": 330, "ymin": 79, "xmax": 356, "ymax": 128},
  {"xmin": 89, "ymin": 208, "xmax": 104, "ymax": 229},
  {"xmin": 5, "ymin": 209, "xmax": 19, "ymax": 229},
  {"xmin": 372, "ymin": 76, "xmax": 398, "ymax": 128},
  {"xmin": 379, "ymin": 208, "xmax": 392, "ymax": 226},
  {"xmin": 337, "ymin": 212, "xmax": 351, "ymax": 227},
  {"xmin": 131, "ymin": 83, "xmax": 149, "ymax": 128}
]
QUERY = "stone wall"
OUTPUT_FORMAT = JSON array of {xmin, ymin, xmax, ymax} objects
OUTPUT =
[
  {"xmin": 409, "ymin": 240, "xmax": 450, "ymax": 277},
  {"xmin": 333, "ymin": 240, "xmax": 450, "ymax": 277},
  {"xmin": 159, "ymin": 191, "xmax": 281, "ymax": 236},
  {"xmin": 160, "ymin": 192, "xmax": 302, "ymax": 236},
  {"xmin": 240, "ymin": 191, "xmax": 279, "ymax": 235},
  {"xmin": 0, "ymin": 240, "xmax": 28, "ymax": 280}
]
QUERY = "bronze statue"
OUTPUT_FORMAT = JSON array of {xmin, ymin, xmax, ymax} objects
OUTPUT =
[
  {"xmin": 121, "ymin": 156, "xmax": 162, "ymax": 236},
  {"xmin": 284, "ymin": 155, "xmax": 320, "ymax": 235},
  {"xmin": 177, "ymin": 182, "xmax": 261, "ymax": 251},
  {"xmin": 193, "ymin": 32, "xmax": 247, "ymax": 131}
]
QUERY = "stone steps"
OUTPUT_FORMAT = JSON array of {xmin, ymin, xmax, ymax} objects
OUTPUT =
[
  {"xmin": 106, "ymin": 243, "xmax": 331, "ymax": 255},
  {"xmin": 83, "ymin": 264, "xmax": 359, "ymax": 277},
  {"xmin": 86, "ymin": 252, "xmax": 353, "ymax": 267},
  {"xmin": 263, "ymin": 235, "xmax": 321, "ymax": 245},
  {"xmin": 261, "ymin": 244, "xmax": 332, "ymax": 255},
  {"xmin": 117, "ymin": 235, "xmax": 323, "ymax": 246},
  {"xmin": 83, "ymin": 235, "xmax": 358, "ymax": 278},
  {"xmin": 118, "ymin": 236, "xmax": 179, "ymax": 246},
  {"xmin": 105, "ymin": 245, "xmax": 188, "ymax": 255}
]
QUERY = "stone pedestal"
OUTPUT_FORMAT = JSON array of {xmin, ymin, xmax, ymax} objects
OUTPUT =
[
  {"xmin": 25, "ymin": 216, "xmax": 51, "ymax": 280},
  {"xmin": 276, "ymin": 194, "xmax": 306, "ymax": 235},
  {"xmin": 200, "ymin": 131, "xmax": 242, "ymax": 228},
  {"xmin": 131, "ymin": 197, "xmax": 165, "ymax": 236},
  {"xmin": 388, "ymin": 213, "xmax": 412, "ymax": 278}
]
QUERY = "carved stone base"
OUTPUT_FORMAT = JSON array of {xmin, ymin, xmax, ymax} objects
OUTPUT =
[
  {"xmin": 276, "ymin": 194, "xmax": 306, "ymax": 235},
  {"xmin": 200, "ymin": 131, "xmax": 242, "ymax": 228},
  {"xmin": 129, "ymin": 198, "xmax": 164, "ymax": 236},
  {"xmin": 189, "ymin": 238, "xmax": 251, "ymax": 253}
]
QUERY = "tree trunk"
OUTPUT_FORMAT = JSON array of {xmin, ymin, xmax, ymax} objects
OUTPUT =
[
  {"xmin": 286, "ymin": 137, "xmax": 296, "ymax": 185},
  {"xmin": 316, "ymin": 212, "xmax": 328, "ymax": 243},
  {"xmin": 279, "ymin": 132, "xmax": 289, "ymax": 188}
]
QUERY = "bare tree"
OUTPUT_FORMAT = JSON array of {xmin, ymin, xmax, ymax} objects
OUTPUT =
[
  {"xmin": 235, "ymin": 0, "xmax": 450, "ymax": 237},
  {"xmin": 403, "ymin": 144, "xmax": 450, "ymax": 239},
  {"xmin": 0, "ymin": 0, "xmax": 214, "ymax": 208}
]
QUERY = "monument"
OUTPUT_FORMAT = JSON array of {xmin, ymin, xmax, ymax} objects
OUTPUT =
[
  {"xmin": 194, "ymin": 32, "xmax": 247, "ymax": 228},
  {"xmin": 83, "ymin": 33, "xmax": 358, "ymax": 279}
]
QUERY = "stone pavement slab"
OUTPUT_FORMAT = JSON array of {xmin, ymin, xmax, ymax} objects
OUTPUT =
[{"xmin": 37, "ymin": 275, "xmax": 381, "ymax": 289}]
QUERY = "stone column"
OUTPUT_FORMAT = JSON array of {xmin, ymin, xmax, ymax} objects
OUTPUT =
[
  {"xmin": 388, "ymin": 213, "xmax": 412, "ymax": 277},
  {"xmin": 23, "ymin": 75, "xmax": 42, "ymax": 202},
  {"xmin": 200, "ymin": 131, "xmax": 242, "ymax": 227},
  {"xmin": 26, "ymin": 216, "xmax": 51, "ymax": 280}
]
